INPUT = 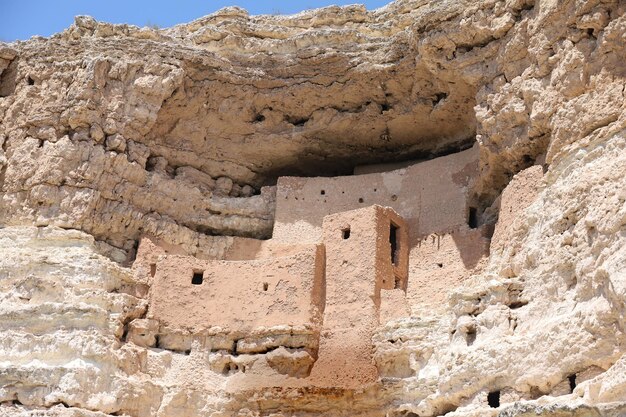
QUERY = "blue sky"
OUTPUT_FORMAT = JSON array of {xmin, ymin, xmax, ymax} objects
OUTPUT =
[{"xmin": 0, "ymin": 0, "xmax": 391, "ymax": 42}]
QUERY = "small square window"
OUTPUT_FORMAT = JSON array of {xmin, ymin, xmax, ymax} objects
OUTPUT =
[
  {"xmin": 342, "ymin": 228, "xmax": 351, "ymax": 239},
  {"xmin": 191, "ymin": 271, "xmax": 204, "ymax": 285}
]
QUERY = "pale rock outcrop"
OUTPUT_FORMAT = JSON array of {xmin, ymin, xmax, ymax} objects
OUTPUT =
[{"xmin": 0, "ymin": 0, "xmax": 625, "ymax": 416}]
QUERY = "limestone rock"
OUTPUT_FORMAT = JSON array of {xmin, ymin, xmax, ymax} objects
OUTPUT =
[
  {"xmin": 0, "ymin": 0, "xmax": 625, "ymax": 416},
  {"xmin": 266, "ymin": 347, "xmax": 315, "ymax": 378}
]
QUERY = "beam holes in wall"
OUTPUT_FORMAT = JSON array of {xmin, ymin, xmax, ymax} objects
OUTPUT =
[
  {"xmin": 358, "ymin": 198, "xmax": 364, "ymax": 203},
  {"xmin": 390, "ymin": 222, "xmax": 400, "ymax": 266},
  {"xmin": 320, "ymin": 190, "xmax": 325, "ymax": 195},
  {"xmin": 487, "ymin": 391, "xmax": 500, "ymax": 408},
  {"xmin": 468, "ymin": 207, "xmax": 478, "ymax": 229},
  {"xmin": 568, "ymin": 374, "xmax": 577, "ymax": 393},
  {"xmin": 342, "ymin": 228, "xmax": 351, "ymax": 240},
  {"xmin": 191, "ymin": 271, "xmax": 204, "ymax": 285}
]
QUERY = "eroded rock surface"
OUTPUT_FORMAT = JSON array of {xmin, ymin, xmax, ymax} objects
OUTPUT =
[{"xmin": 1, "ymin": 0, "xmax": 626, "ymax": 415}]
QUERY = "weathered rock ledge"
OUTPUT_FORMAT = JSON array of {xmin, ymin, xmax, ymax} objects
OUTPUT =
[{"xmin": 1, "ymin": 0, "xmax": 625, "ymax": 415}]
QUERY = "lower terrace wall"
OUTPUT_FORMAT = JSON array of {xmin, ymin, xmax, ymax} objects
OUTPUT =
[
  {"xmin": 273, "ymin": 145, "xmax": 478, "ymax": 244},
  {"xmin": 148, "ymin": 245, "xmax": 325, "ymax": 334},
  {"xmin": 403, "ymin": 227, "xmax": 491, "ymax": 316}
]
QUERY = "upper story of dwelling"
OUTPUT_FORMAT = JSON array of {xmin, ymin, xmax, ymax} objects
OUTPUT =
[{"xmin": 272, "ymin": 145, "xmax": 478, "ymax": 244}]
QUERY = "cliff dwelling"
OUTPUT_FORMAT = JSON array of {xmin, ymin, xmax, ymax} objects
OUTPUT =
[
  {"xmin": 2, "ymin": 1, "xmax": 626, "ymax": 415},
  {"xmin": 132, "ymin": 145, "xmax": 490, "ymax": 389}
]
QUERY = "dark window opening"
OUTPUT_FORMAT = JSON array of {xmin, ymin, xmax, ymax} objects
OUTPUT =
[
  {"xmin": 27, "ymin": 76, "xmax": 34, "ymax": 85},
  {"xmin": 150, "ymin": 263, "xmax": 157, "ymax": 277},
  {"xmin": 358, "ymin": 197, "xmax": 364, "ymax": 203},
  {"xmin": 468, "ymin": 207, "xmax": 478, "ymax": 229},
  {"xmin": 263, "ymin": 282, "xmax": 269, "ymax": 291},
  {"xmin": 320, "ymin": 190, "xmax": 325, "ymax": 195},
  {"xmin": 342, "ymin": 228, "xmax": 351, "ymax": 240},
  {"xmin": 436, "ymin": 262, "xmax": 444, "ymax": 268},
  {"xmin": 391, "ymin": 194, "xmax": 398, "ymax": 201},
  {"xmin": 191, "ymin": 271, "xmax": 204, "ymax": 285},
  {"xmin": 568, "ymin": 374, "xmax": 577, "ymax": 393},
  {"xmin": 487, "ymin": 391, "xmax": 500, "ymax": 408},
  {"xmin": 390, "ymin": 222, "xmax": 400, "ymax": 266},
  {"xmin": 394, "ymin": 275, "xmax": 402, "ymax": 290}
]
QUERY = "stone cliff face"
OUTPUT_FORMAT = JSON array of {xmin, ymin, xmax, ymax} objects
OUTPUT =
[{"xmin": 1, "ymin": 0, "xmax": 626, "ymax": 416}]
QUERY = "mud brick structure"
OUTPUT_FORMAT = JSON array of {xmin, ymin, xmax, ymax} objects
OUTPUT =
[{"xmin": 139, "ymin": 150, "xmax": 483, "ymax": 389}]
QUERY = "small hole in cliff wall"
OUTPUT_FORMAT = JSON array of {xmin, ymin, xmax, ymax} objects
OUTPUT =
[
  {"xmin": 437, "ymin": 263, "xmax": 444, "ymax": 268},
  {"xmin": 390, "ymin": 222, "xmax": 400, "ymax": 266},
  {"xmin": 146, "ymin": 157, "xmax": 156, "ymax": 172},
  {"xmin": 191, "ymin": 271, "xmax": 204, "ymax": 285},
  {"xmin": 150, "ymin": 263, "xmax": 157, "ymax": 277},
  {"xmin": 342, "ymin": 228, "xmax": 351, "ymax": 240},
  {"xmin": 358, "ymin": 198, "xmax": 364, "ymax": 203},
  {"xmin": 391, "ymin": 194, "xmax": 398, "ymax": 201},
  {"xmin": 263, "ymin": 282, "xmax": 269, "ymax": 291},
  {"xmin": 587, "ymin": 28, "xmax": 594, "ymax": 37},
  {"xmin": 320, "ymin": 190, "xmax": 325, "ymax": 195},
  {"xmin": 38, "ymin": 139, "xmax": 44, "ymax": 148},
  {"xmin": 0, "ymin": 58, "xmax": 18, "ymax": 97},
  {"xmin": 508, "ymin": 300, "xmax": 528, "ymax": 309},
  {"xmin": 254, "ymin": 114, "xmax": 265, "ymax": 123},
  {"xmin": 466, "ymin": 328, "xmax": 476, "ymax": 346},
  {"xmin": 522, "ymin": 154, "xmax": 533, "ymax": 164},
  {"xmin": 568, "ymin": 374, "xmax": 577, "ymax": 392},
  {"xmin": 487, "ymin": 391, "xmax": 500, "ymax": 408},
  {"xmin": 394, "ymin": 275, "xmax": 402, "ymax": 289},
  {"xmin": 433, "ymin": 92, "xmax": 447, "ymax": 105},
  {"xmin": 27, "ymin": 76, "xmax": 34, "ymax": 85},
  {"xmin": 468, "ymin": 207, "xmax": 478, "ymax": 229}
]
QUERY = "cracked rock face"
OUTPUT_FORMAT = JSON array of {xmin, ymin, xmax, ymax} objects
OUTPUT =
[{"xmin": 1, "ymin": 0, "xmax": 626, "ymax": 416}]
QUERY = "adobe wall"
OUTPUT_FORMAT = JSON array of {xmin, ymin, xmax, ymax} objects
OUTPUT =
[
  {"xmin": 273, "ymin": 145, "xmax": 478, "ymax": 244},
  {"xmin": 148, "ymin": 245, "xmax": 325, "ymax": 334},
  {"xmin": 402, "ymin": 227, "xmax": 491, "ymax": 316},
  {"xmin": 309, "ymin": 205, "xmax": 408, "ymax": 388}
]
